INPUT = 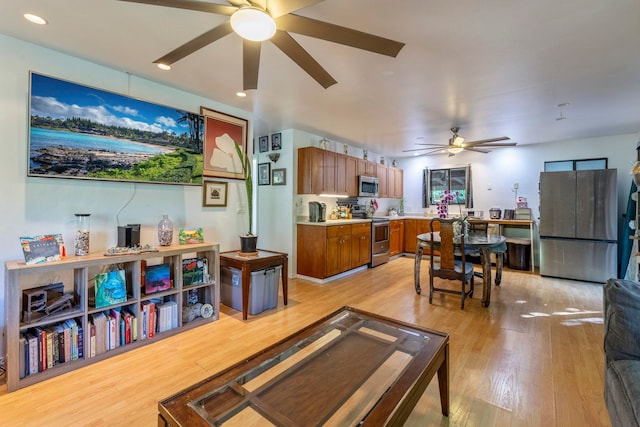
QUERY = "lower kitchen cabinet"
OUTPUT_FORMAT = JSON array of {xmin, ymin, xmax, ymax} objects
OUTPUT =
[
  {"xmin": 351, "ymin": 223, "xmax": 372, "ymax": 267},
  {"xmin": 389, "ymin": 220, "xmax": 405, "ymax": 256},
  {"xmin": 297, "ymin": 223, "xmax": 371, "ymax": 279},
  {"xmin": 404, "ymin": 218, "xmax": 438, "ymax": 253}
]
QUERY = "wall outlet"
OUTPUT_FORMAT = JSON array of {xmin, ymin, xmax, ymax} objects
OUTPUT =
[{"xmin": 513, "ymin": 182, "xmax": 519, "ymax": 190}]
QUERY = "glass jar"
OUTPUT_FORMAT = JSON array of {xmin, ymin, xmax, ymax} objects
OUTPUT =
[
  {"xmin": 158, "ymin": 214, "xmax": 173, "ymax": 246},
  {"xmin": 74, "ymin": 213, "xmax": 90, "ymax": 256}
]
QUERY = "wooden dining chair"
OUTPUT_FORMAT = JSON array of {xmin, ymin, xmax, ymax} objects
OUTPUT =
[{"xmin": 429, "ymin": 218, "xmax": 475, "ymax": 309}]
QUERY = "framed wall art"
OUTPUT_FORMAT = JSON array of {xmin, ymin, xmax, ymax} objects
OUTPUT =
[
  {"xmin": 272, "ymin": 168, "xmax": 286, "ymax": 185},
  {"xmin": 258, "ymin": 135, "xmax": 269, "ymax": 153},
  {"xmin": 202, "ymin": 180, "xmax": 228, "ymax": 207},
  {"xmin": 258, "ymin": 163, "xmax": 271, "ymax": 185},
  {"xmin": 28, "ymin": 72, "xmax": 204, "ymax": 185},
  {"xmin": 271, "ymin": 132, "xmax": 282, "ymax": 151},
  {"xmin": 201, "ymin": 107, "xmax": 248, "ymax": 180}
]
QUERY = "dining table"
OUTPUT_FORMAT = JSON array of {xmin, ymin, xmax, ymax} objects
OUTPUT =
[{"xmin": 414, "ymin": 232, "xmax": 507, "ymax": 307}]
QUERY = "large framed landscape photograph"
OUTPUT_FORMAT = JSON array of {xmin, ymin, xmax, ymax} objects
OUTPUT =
[{"xmin": 28, "ymin": 72, "xmax": 204, "ymax": 185}]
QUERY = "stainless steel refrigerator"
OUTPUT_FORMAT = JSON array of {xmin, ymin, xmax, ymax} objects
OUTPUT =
[{"xmin": 539, "ymin": 169, "xmax": 618, "ymax": 283}]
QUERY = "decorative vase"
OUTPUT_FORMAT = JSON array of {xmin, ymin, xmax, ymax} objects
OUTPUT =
[
  {"xmin": 240, "ymin": 234, "xmax": 258, "ymax": 254},
  {"xmin": 157, "ymin": 214, "xmax": 173, "ymax": 246}
]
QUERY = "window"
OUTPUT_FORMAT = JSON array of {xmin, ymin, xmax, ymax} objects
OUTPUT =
[
  {"xmin": 544, "ymin": 158, "xmax": 607, "ymax": 171},
  {"xmin": 423, "ymin": 166, "xmax": 472, "ymax": 208}
]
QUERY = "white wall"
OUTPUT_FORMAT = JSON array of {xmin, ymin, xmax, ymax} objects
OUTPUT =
[{"xmin": 0, "ymin": 35, "xmax": 253, "ymax": 357}]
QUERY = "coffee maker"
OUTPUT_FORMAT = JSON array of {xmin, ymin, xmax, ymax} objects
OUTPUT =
[{"xmin": 309, "ymin": 201, "xmax": 326, "ymax": 222}]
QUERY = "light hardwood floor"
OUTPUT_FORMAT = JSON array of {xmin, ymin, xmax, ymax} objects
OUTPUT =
[{"xmin": 0, "ymin": 256, "xmax": 610, "ymax": 426}]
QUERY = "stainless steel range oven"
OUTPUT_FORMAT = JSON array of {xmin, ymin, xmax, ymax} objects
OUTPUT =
[{"xmin": 370, "ymin": 218, "xmax": 390, "ymax": 267}]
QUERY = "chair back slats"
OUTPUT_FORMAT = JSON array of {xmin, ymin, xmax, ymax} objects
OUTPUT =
[{"xmin": 436, "ymin": 221, "xmax": 456, "ymax": 269}]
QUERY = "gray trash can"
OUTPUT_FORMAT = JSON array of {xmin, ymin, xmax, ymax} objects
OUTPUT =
[
  {"xmin": 507, "ymin": 238, "xmax": 531, "ymax": 270},
  {"xmin": 221, "ymin": 266, "xmax": 280, "ymax": 315}
]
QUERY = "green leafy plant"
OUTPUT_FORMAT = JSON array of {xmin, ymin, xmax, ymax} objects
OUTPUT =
[{"xmin": 234, "ymin": 141, "xmax": 253, "ymax": 235}]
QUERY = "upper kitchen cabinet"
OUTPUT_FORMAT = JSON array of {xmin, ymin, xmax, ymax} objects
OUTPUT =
[
  {"xmin": 298, "ymin": 147, "xmax": 338, "ymax": 194},
  {"xmin": 388, "ymin": 167, "xmax": 403, "ymax": 199},
  {"xmin": 298, "ymin": 147, "xmax": 402, "ymax": 198},
  {"xmin": 357, "ymin": 159, "xmax": 377, "ymax": 177},
  {"xmin": 376, "ymin": 164, "xmax": 388, "ymax": 198}
]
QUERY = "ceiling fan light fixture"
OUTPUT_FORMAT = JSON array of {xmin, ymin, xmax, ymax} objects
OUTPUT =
[
  {"xmin": 447, "ymin": 146, "xmax": 464, "ymax": 154},
  {"xmin": 156, "ymin": 63, "xmax": 171, "ymax": 71},
  {"xmin": 453, "ymin": 136, "xmax": 465, "ymax": 145},
  {"xmin": 230, "ymin": 7, "xmax": 276, "ymax": 42}
]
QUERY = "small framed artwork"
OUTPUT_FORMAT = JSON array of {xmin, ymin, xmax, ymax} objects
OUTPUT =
[
  {"xmin": 258, "ymin": 162, "xmax": 271, "ymax": 185},
  {"xmin": 258, "ymin": 135, "xmax": 269, "ymax": 153},
  {"xmin": 271, "ymin": 132, "xmax": 282, "ymax": 151},
  {"xmin": 272, "ymin": 168, "xmax": 286, "ymax": 185},
  {"xmin": 202, "ymin": 180, "xmax": 228, "ymax": 207}
]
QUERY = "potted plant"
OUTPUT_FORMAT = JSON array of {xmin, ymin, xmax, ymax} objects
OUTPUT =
[{"xmin": 234, "ymin": 141, "xmax": 257, "ymax": 253}]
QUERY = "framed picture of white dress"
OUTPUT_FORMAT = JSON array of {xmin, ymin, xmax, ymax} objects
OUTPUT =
[{"xmin": 201, "ymin": 107, "xmax": 248, "ymax": 180}]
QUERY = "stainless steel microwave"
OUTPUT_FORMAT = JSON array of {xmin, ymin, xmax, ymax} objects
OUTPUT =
[{"xmin": 358, "ymin": 175, "xmax": 379, "ymax": 197}]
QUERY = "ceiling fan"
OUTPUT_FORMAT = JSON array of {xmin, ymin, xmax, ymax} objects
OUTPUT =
[
  {"xmin": 118, "ymin": 0, "xmax": 405, "ymax": 90},
  {"xmin": 403, "ymin": 127, "xmax": 517, "ymax": 156}
]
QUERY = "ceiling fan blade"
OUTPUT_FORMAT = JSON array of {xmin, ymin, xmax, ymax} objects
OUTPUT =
[
  {"xmin": 118, "ymin": 0, "xmax": 236, "ymax": 15},
  {"xmin": 229, "ymin": 0, "xmax": 251, "ymax": 7},
  {"xmin": 465, "ymin": 142, "xmax": 518, "ymax": 147},
  {"xmin": 270, "ymin": 30, "xmax": 337, "ymax": 88},
  {"xmin": 464, "ymin": 147, "xmax": 491, "ymax": 154},
  {"xmin": 153, "ymin": 21, "xmax": 233, "ymax": 65},
  {"xmin": 416, "ymin": 143, "xmax": 448, "ymax": 147},
  {"xmin": 275, "ymin": 14, "xmax": 404, "ymax": 57},
  {"xmin": 267, "ymin": 0, "xmax": 326, "ymax": 19},
  {"xmin": 463, "ymin": 136, "xmax": 510, "ymax": 145},
  {"xmin": 402, "ymin": 147, "xmax": 447, "ymax": 155},
  {"xmin": 243, "ymin": 40, "xmax": 261, "ymax": 91}
]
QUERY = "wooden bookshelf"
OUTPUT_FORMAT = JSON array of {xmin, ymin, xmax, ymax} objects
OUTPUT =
[{"xmin": 4, "ymin": 242, "xmax": 220, "ymax": 392}]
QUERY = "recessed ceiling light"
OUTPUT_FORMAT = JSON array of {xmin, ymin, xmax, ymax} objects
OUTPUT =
[
  {"xmin": 156, "ymin": 63, "xmax": 171, "ymax": 71},
  {"xmin": 236, "ymin": 92, "xmax": 247, "ymax": 97},
  {"xmin": 557, "ymin": 102, "xmax": 570, "ymax": 108},
  {"xmin": 24, "ymin": 13, "xmax": 47, "ymax": 25}
]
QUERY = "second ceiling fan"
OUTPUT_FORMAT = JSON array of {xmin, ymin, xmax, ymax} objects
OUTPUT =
[
  {"xmin": 118, "ymin": 0, "xmax": 405, "ymax": 90},
  {"xmin": 403, "ymin": 127, "xmax": 517, "ymax": 156}
]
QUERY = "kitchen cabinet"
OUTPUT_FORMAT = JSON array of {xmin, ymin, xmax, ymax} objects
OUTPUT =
[
  {"xmin": 344, "ymin": 155, "xmax": 358, "ymax": 196},
  {"xmin": 388, "ymin": 167, "xmax": 403, "ymax": 199},
  {"xmin": 404, "ymin": 219, "xmax": 436, "ymax": 253},
  {"xmin": 376, "ymin": 164, "xmax": 388, "ymax": 198},
  {"xmin": 351, "ymin": 223, "xmax": 372, "ymax": 267},
  {"xmin": 326, "ymin": 224, "xmax": 352, "ymax": 277},
  {"xmin": 357, "ymin": 159, "xmax": 377, "ymax": 177},
  {"xmin": 389, "ymin": 220, "xmax": 405, "ymax": 256},
  {"xmin": 298, "ymin": 147, "xmax": 401, "ymax": 198},
  {"xmin": 297, "ymin": 222, "xmax": 372, "ymax": 279}
]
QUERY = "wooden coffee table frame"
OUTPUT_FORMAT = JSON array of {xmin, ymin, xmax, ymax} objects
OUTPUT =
[{"xmin": 158, "ymin": 306, "xmax": 449, "ymax": 426}]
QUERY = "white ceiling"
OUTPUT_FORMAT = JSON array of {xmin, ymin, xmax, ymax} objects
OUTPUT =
[{"xmin": 3, "ymin": 0, "xmax": 640, "ymax": 156}]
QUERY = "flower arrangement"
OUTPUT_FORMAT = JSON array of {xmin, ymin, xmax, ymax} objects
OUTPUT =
[{"xmin": 436, "ymin": 190, "xmax": 456, "ymax": 218}]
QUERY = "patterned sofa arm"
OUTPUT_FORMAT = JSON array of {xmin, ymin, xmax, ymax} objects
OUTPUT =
[{"xmin": 604, "ymin": 278, "xmax": 640, "ymax": 365}]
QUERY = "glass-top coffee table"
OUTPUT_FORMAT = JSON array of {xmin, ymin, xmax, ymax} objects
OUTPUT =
[{"xmin": 158, "ymin": 307, "xmax": 449, "ymax": 426}]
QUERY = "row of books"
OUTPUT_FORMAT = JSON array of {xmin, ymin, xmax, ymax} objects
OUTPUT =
[
  {"xmin": 19, "ymin": 318, "xmax": 83, "ymax": 378},
  {"xmin": 19, "ymin": 300, "xmax": 180, "ymax": 379}
]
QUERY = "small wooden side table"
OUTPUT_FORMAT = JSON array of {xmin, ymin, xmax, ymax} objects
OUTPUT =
[{"xmin": 219, "ymin": 249, "xmax": 288, "ymax": 320}]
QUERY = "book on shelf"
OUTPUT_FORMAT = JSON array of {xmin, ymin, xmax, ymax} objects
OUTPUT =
[
  {"xmin": 91, "ymin": 312, "xmax": 107, "ymax": 355},
  {"xmin": 55, "ymin": 324, "xmax": 66, "ymax": 364},
  {"xmin": 89, "ymin": 322, "xmax": 96, "ymax": 358},
  {"xmin": 77, "ymin": 324, "xmax": 84, "ymax": 359},
  {"xmin": 19, "ymin": 234, "xmax": 65, "ymax": 265},
  {"xmin": 63, "ymin": 319, "xmax": 79, "ymax": 361},
  {"xmin": 25, "ymin": 333, "xmax": 38, "ymax": 376},
  {"xmin": 141, "ymin": 301, "xmax": 156, "ymax": 339},
  {"xmin": 19, "ymin": 337, "xmax": 27, "ymax": 379},
  {"xmin": 110, "ymin": 308, "xmax": 121, "ymax": 349}
]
